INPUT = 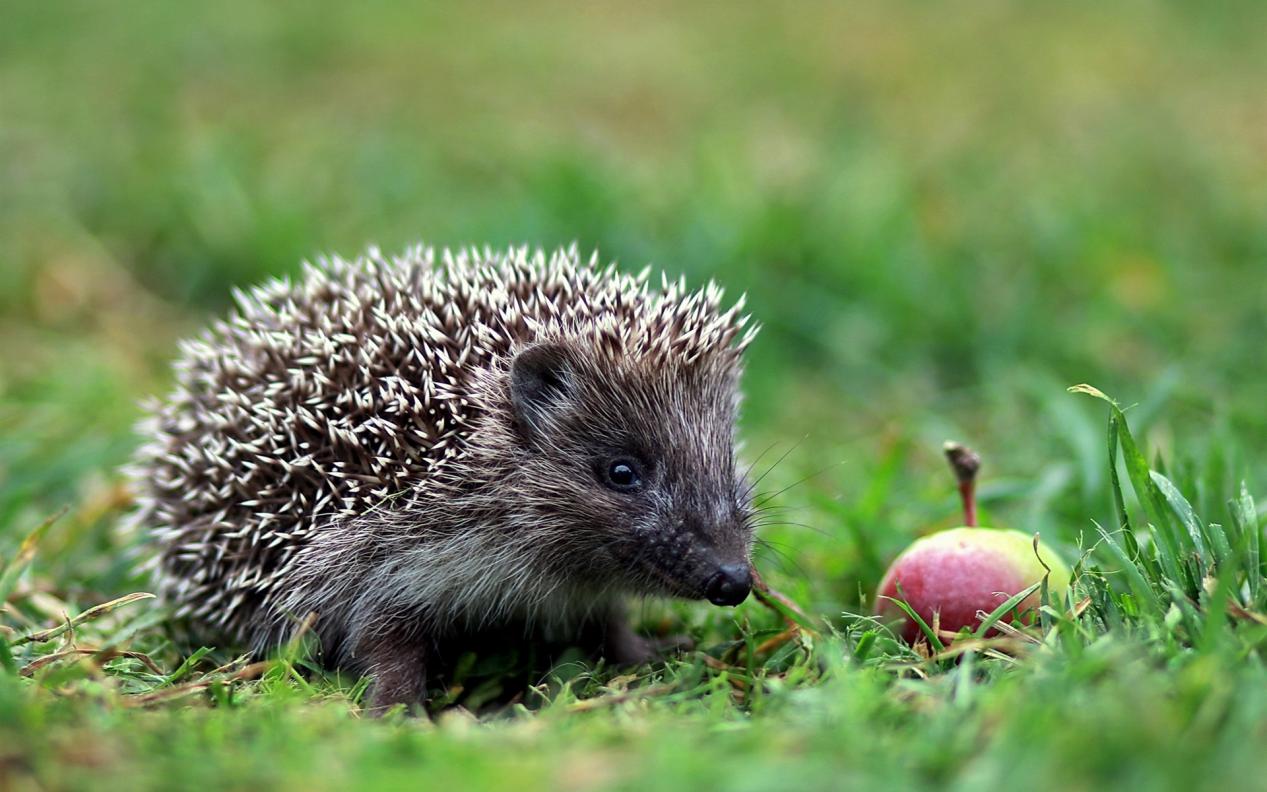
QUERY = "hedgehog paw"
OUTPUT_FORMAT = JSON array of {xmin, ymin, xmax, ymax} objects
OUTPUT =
[
  {"xmin": 362, "ymin": 635, "xmax": 428, "ymax": 717},
  {"xmin": 602, "ymin": 612, "xmax": 695, "ymax": 665}
]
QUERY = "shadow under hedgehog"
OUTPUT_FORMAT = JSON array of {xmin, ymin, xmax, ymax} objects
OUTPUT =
[{"xmin": 126, "ymin": 244, "xmax": 760, "ymax": 713}]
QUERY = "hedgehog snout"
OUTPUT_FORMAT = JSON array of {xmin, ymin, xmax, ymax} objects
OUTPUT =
[
  {"xmin": 632, "ymin": 513, "xmax": 751, "ymax": 603},
  {"xmin": 704, "ymin": 564, "xmax": 752, "ymax": 606}
]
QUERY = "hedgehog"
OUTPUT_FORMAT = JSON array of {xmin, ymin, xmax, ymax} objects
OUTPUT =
[{"xmin": 127, "ymin": 244, "xmax": 759, "ymax": 712}]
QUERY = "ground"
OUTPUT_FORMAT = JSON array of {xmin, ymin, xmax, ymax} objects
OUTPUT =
[{"xmin": 3, "ymin": 3, "xmax": 1267, "ymax": 790}]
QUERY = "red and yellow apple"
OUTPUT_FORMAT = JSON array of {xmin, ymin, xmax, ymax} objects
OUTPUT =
[
  {"xmin": 874, "ymin": 442, "xmax": 1070, "ymax": 644},
  {"xmin": 875, "ymin": 527, "xmax": 1070, "ymax": 643}
]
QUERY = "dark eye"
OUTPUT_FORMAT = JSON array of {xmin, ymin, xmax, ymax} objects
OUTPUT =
[{"xmin": 602, "ymin": 458, "xmax": 644, "ymax": 493}]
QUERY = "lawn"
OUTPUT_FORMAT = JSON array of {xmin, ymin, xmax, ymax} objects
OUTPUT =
[{"xmin": 4, "ymin": 2, "xmax": 1267, "ymax": 789}]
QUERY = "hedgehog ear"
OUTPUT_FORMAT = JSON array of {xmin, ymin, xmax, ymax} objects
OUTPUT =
[{"xmin": 510, "ymin": 343, "xmax": 576, "ymax": 436}]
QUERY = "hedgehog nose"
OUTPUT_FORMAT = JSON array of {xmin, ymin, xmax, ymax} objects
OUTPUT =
[{"xmin": 705, "ymin": 564, "xmax": 752, "ymax": 606}]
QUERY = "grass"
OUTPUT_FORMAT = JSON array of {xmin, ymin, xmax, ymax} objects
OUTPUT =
[{"xmin": 4, "ymin": 2, "xmax": 1267, "ymax": 789}]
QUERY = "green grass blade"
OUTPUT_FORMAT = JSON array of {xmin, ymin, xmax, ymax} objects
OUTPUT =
[
  {"xmin": 1102, "ymin": 395, "xmax": 1133, "ymax": 534},
  {"xmin": 1113, "ymin": 411, "xmax": 1192, "ymax": 590},
  {"xmin": 1151, "ymin": 471, "xmax": 1221, "ymax": 566},
  {"xmin": 0, "ymin": 631, "xmax": 14, "ymax": 674},
  {"xmin": 163, "ymin": 646, "xmax": 215, "ymax": 686},
  {"xmin": 1071, "ymin": 386, "xmax": 1194, "ymax": 589},
  {"xmin": 1164, "ymin": 582, "xmax": 1203, "ymax": 640},
  {"xmin": 1093, "ymin": 521, "xmax": 1159, "ymax": 617},
  {"xmin": 973, "ymin": 581, "xmax": 1042, "ymax": 639},
  {"xmin": 882, "ymin": 585, "xmax": 946, "ymax": 653},
  {"xmin": 1071, "ymin": 384, "xmax": 1201, "ymax": 602},
  {"xmin": 1230, "ymin": 482, "xmax": 1261, "ymax": 602},
  {"xmin": 1205, "ymin": 522, "xmax": 1234, "ymax": 578},
  {"xmin": 852, "ymin": 630, "xmax": 878, "ymax": 662},
  {"xmin": 0, "ymin": 508, "xmax": 65, "ymax": 605}
]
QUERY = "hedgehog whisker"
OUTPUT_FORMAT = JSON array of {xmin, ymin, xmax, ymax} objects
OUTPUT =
[
  {"xmin": 751, "ymin": 519, "xmax": 829, "ymax": 537},
  {"xmin": 752, "ymin": 537, "xmax": 808, "ymax": 578},
  {"xmin": 747, "ymin": 503, "xmax": 808, "ymax": 519},
  {"xmin": 751, "ymin": 460, "xmax": 846, "ymax": 509},
  {"xmin": 743, "ymin": 436, "xmax": 806, "ymax": 499},
  {"xmin": 740, "ymin": 439, "xmax": 782, "ymax": 487}
]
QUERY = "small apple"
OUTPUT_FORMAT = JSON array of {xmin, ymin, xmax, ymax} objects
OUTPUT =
[
  {"xmin": 876, "ymin": 526, "xmax": 1071, "ymax": 643},
  {"xmin": 875, "ymin": 443, "xmax": 1070, "ymax": 644}
]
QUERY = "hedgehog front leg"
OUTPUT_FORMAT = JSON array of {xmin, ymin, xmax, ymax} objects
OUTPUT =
[
  {"xmin": 361, "ymin": 630, "xmax": 429, "ymax": 716},
  {"xmin": 597, "ymin": 604, "xmax": 694, "ymax": 665}
]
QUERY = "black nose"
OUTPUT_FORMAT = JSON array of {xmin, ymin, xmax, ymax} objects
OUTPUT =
[{"xmin": 705, "ymin": 564, "xmax": 752, "ymax": 606}]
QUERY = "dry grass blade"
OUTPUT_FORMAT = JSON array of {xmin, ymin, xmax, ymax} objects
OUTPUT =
[
  {"xmin": 754, "ymin": 626, "xmax": 800, "ymax": 655},
  {"xmin": 931, "ymin": 637, "xmax": 1032, "ymax": 662},
  {"xmin": 1069, "ymin": 597, "xmax": 1093, "ymax": 619},
  {"xmin": 750, "ymin": 566, "xmax": 817, "ymax": 634},
  {"xmin": 11, "ymin": 592, "xmax": 156, "ymax": 646},
  {"xmin": 566, "ymin": 684, "xmax": 674, "ymax": 713},
  {"xmin": 126, "ymin": 661, "xmax": 273, "ymax": 707},
  {"xmin": 20, "ymin": 647, "xmax": 165, "ymax": 677},
  {"xmin": 987, "ymin": 619, "xmax": 1043, "ymax": 645},
  {"xmin": 1226, "ymin": 600, "xmax": 1267, "ymax": 626},
  {"xmin": 282, "ymin": 611, "xmax": 319, "ymax": 650}
]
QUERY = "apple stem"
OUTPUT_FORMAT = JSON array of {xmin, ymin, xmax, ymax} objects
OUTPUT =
[{"xmin": 944, "ymin": 441, "xmax": 981, "ymax": 527}]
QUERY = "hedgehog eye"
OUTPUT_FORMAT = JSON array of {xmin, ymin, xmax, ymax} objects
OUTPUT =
[{"xmin": 601, "ymin": 458, "xmax": 644, "ymax": 493}]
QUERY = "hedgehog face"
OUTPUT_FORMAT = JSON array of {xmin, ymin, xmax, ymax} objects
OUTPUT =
[{"xmin": 508, "ymin": 342, "xmax": 754, "ymax": 606}]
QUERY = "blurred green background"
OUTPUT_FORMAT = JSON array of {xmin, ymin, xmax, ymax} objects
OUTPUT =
[
  {"xmin": 7, "ymin": 4, "xmax": 1267, "ymax": 789},
  {"xmin": 3, "ymin": 0, "xmax": 1267, "ymax": 619}
]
